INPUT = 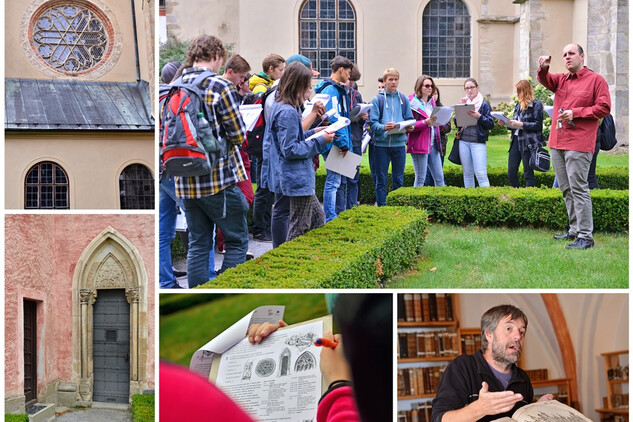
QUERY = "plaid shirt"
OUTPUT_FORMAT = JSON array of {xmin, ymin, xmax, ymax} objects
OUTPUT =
[{"xmin": 175, "ymin": 66, "xmax": 248, "ymax": 198}]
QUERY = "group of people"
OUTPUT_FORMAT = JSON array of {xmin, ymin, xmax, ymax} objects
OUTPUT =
[{"xmin": 159, "ymin": 37, "xmax": 611, "ymax": 288}]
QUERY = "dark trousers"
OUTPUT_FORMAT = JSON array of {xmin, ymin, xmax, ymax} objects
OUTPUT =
[
  {"xmin": 587, "ymin": 146, "xmax": 600, "ymax": 189},
  {"xmin": 508, "ymin": 140, "xmax": 535, "ymax": 188},
  {"xmin": 271, "ymin": 193, "xmax": 290, "ymax": 248},
  {"xmin": 252, "ymin": 162, "xmax": 275, "ymax": 236}
]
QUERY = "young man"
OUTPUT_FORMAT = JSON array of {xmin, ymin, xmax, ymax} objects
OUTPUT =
[
  {"xmin": 369, "ymin": 68, "xmax": 414, "ymax": 206},
  {"xmin": 175, "ymin": 35, "xmax": 249, "ymax": 286},
  {"xmin": 315, "ymin": 55, "xmax": 354, "ymax": 222},
  {"xmin": 222, "ymin": 54, "xmax": 251, "ymax": 102},
  {"xmin": 538, "ymin": 44, "xmax": 611, "ymax": 249},
  {"xmin": 432, "ymin": 305, "xmax": 553, "ymax": 422},
  {"xmin": 250, "ymin": 53, "xmax": 286, "ymax": 242}
]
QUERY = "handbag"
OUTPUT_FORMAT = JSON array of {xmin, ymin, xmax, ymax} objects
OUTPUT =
[
  {"xmin": 448, "ymin": 130, "xmax": 462, "ymax": 165},
  {"xmin": 529, "ymin": 146, "xmax": 551, "ymax": 172}
]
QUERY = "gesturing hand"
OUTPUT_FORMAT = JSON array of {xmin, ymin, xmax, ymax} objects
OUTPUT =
[
  {"xmin": 472, "ymin": 382, "xmax": 524, "ymax": 417},
  {"xmin": 538, "ymin": 55, "xmax": 551, "ymax": 69}
]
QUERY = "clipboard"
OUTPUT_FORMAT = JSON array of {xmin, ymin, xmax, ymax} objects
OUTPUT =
[{"xmin": 453, "ymin": 104, "xmax": 477, "ymax": 127}]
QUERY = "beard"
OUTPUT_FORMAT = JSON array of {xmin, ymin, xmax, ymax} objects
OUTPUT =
[{"xmin": 491, "ymin": 337, "xmax": 521, "ymax": 367}]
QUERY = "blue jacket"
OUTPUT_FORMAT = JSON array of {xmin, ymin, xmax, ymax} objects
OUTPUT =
[
  {"xmin": 455, "ymin": 100, "xmax": 495, "ymax": 143},
  {"xmin": 369, "ymin": 89, "xmax": 414, "ymax": 147},
  {"xmin": 314, "ymin": 78, "xmax": 351, "ymax": 154},
  {"xmin": 260, "ymin": 100, "xmax": 328, "ymax": 196}
]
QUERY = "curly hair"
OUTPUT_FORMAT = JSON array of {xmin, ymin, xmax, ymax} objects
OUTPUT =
[{"xmin": 185, "ymin": 35, "xmax": 226, "ymax": 67}]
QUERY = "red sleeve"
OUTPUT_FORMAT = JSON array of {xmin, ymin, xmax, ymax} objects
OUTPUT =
[
  {"xmin": 317, "ymin": 385, "xmax": 361, "ymax": 422},
  {"xmin": 537, "ymin": 66, "xmax": 560, "ymax": 93}
]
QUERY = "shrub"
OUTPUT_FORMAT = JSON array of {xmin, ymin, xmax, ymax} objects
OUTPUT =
[
  {"xmin": 199, "ymin": 206, "xmax": 430, "ymax": 288},
  {"xmin": 386, "ymin": 186, "xmax": 628, "ymax": 232},
  {"xmin": 5, "ymin": 415, "xmax": 28, "ymax": 422},
  {"xmin": 131, "ymin": 394, "xmax": 155, "ymax": 422}
]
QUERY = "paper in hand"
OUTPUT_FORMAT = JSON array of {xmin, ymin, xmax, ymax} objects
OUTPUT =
[
  {"xmin": 491, "ymin": 111, "xmax": 510, "ymax": 124},
  {"xmin": 386, "ymin": 119, "xmax": 416, "ymax": 135},
  {"xmin": 454, "ymin": 104, "xmax": 477, "ymax": 127},
  {"xmin": 324, "ymin": 145, "xmax": 362, "ymax": 179},
  {"xmin": 429, "ymin": 106, "xmax": 453, "ymax": 126},
  {"xmin": 306, "ymin": 117, "xmax": 351, "ymax": 141}
]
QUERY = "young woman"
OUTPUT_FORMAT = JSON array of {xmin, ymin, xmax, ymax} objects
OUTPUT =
[
  {"xmin": 259, "ymin": 62, "xmax": 334, "ymax": 243},
  {"xmin": 457, "ymin": 78, "xmax": 495, "ymax": 187},
  {"xmin": 407, "ymin": 75, "xmax": 446, "ymax": 186},
  {"xmin": 506, "ymin": 80, "xmax": 545, "ymax": 187}
]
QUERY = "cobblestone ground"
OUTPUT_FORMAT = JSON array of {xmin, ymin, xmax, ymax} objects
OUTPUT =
[{"xmin": 55, "ymin": 408, "xmax": 132, "ymax": 422}]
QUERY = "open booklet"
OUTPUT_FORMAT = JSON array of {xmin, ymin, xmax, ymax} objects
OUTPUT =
[
  {"xmin": 492, "ymin": 400, "xmax": 591, "ymax": 422},
  {"xmin": 190, "ymin": 306, "xmax": 332, "ymax": 421},
  {"xmin": 305, "ymin": 116, "xmax": 351, "ymax": 141},
  {"xmin": 350, "ymin": 103, "xmax": 373, "ymax": 120},
  {"xmin": 386, "ymin": 119, "xmax": 416, "ymax": 135}
]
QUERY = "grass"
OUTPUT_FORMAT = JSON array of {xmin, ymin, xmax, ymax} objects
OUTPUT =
[
  {"xmin": 159, "ymin": 293, "xmax": 329, "ymax": 366},
  {"xmin": 388, "ymin": 223, "xmax": 629, "ymax": 288},
  {"xmin": 131, "ymin": 394, "xmax": 155, "ymax": 422}
]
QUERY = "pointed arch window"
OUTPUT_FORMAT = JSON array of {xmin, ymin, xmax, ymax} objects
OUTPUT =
[
  {"xmin": 25, "ymin": 161, "xmax": 69, "ymax": 209},
  {"xmin": 299, "ymin": 0, "xmax": 356, "ymax": 78}
]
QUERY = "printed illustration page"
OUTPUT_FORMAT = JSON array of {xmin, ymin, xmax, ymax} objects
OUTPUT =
[
  {"xmin": 215, "ymin": 319, "xmax": 325, "ymax": 421},
  {"xmin": 510, "ymin": 400, "xmax": 592, "ymax": 422}
]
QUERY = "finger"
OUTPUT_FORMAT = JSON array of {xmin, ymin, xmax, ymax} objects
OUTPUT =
[
  {"xmin": 480, "ymin": 381, "xmax": 489, "ymax": 394},
  {"xmin": 322, "ymin": 330, "xmax": 335, "ymax": 340},
  {"xmin": 247, "ymin": 324, "xmax": 260, "ymax": 343},
  {"xmin": 278, "ymin": 320, "xmax": 287, "ymax": 328}
]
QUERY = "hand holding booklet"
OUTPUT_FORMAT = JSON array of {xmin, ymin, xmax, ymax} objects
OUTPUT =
[
  {"xmin": 305, "ymin": 116, "xmax": 351, "ymax": 141},
  {"xmin": 190, "ymin": 305, "xmax": 333, "ymax": 422},
  {"xmin": 491, "ymin": 111, "xmax": 510, "ymax": 125},
  {"xmin": 492, "ymin": 400, "xmax": 591, "ymax": 422},
  {"xmin": 325, "ymin": 145, "xmax": 362, "ymax": 179},
  {"xmin": 454, "ymin": 104, "xmax": 477, "ymax": 127},
  {"xmin": 386, "ymin": 119, "xmax": 416, "ymax": 135},
  {"xmin": 429, "ymin": 106, "xmax": 454, "ymax": 126}
]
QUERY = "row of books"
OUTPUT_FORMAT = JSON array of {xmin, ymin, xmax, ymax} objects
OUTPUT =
[
  {"xmin": 397, "ymin": 402, "xmax": 433, "ymax": 422},
  {"xmin": 397, "ymin": 365, "xmax": 447, "ymax": 397},
  {"xmin": 398, "ymin": 293, "xmax": 455, "ymax": 322},
  {"xmin": 398, "ymin": 330, "xmax": 459, "ymax": 359},
  {"xmin": 610, "ymin": 393, "xmax": 629, "ymax": 408},
  {"xmin": 524, "ymin": 368, "xmax": 549, "ymax": 382},
  {"xmin": 460, "ymin": 333, "xmax": 482, "ymax": 356},
  {"xmin": 607, "ymin": 365, "xmax": 629, "ymax": 380}
]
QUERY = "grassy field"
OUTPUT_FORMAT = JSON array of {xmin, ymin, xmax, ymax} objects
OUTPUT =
[
  {"xmin": 388, "ymin": 223, "xmax": 629, "ymax": 288},
  {"xmin": 159, "ymin": 293, "xmax": 330, "ymax": 366}
]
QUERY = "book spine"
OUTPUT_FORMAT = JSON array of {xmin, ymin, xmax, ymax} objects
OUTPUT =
[
  {"xmin": 404, "ymin": 293, "xmax": 414, "ymax": 322},
  {"xmin": 428, "ymin": 293, "xmax": 437, "ymax": 321},
  {"xmin": 398, "ymin": 294, "xmax": 406, "ymax": 321},
  {"xmin": 436, "ymin": 293, "xmax": 446, "ymax": 321},
  {"xmin": 413, "ymin": 293, "xmax": 423, "ymax": 322},
  {"xmin": 421, "ymin": 293, "xmax": 430, "ymax": 322},
  {"xmin": 445, "ymin": 294, "xmax": 454, "ymax": 321}
]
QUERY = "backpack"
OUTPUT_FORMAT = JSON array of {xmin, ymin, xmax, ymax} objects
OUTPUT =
[
  {"xmin": 159, "ymin": 70, "xmax": 229, "ymax": 177},
  {"xmin": 598, "ymin": 114, "xmax": 618, "ymax": 151},
  {"xmin": 242, "ymin": 86, "xmax": 276, "ymax": 158}
]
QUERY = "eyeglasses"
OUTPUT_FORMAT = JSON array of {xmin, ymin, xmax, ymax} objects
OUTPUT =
[
  {"xmin": 423, "ymin": 84, "xmax": 433, "ymax": 88},
  {"xmin": 464, "ymin": 86, "xmax": 477, "ymax": 91}
]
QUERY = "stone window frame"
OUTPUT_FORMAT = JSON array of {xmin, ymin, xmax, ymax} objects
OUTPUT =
[
  {"xmin": 20, "ymin": 0, "xmax": 123, "ymax": 80},
  {"xmin": 24, "ymin": 161, "xmax": 70, "ymax": 210},
  {"xmin": 119, "ymin": 164, "xmax": 155, "ymax": 210},
  {"xmin": 70, "ymin": 227, "xmax": 149, "ymax": 404},
  {"xmin": 422, "ymin": 0, "xmax": 471, "ymax": 79},
  {"xmin": 299, "ymin": 0, "xmax": 357, "ymax": 78}
]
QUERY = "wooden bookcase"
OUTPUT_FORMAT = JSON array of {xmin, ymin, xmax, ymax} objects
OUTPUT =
[
  {"xmin": 532, "ymin": 378, "xmax": 572, "ymax": 406},
  {"xmin": 596, "ymin": 350, "xmax": 629, "ymax": 422},
  {"xmin": 397, "ymin": 294, "xmax": 460, "ymax": 422}
]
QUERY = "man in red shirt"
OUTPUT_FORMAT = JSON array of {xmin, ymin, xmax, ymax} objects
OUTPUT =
[{"xmin": 538, "ymin": 44, "xmax": 611, "ymax": 249}]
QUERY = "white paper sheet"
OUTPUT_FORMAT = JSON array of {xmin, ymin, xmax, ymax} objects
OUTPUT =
[
  {"xmin": 361, "ymin": 132, "xmax": 372, "ymax": 153},
  {"xmin": 544, "ymin": 106, "xmax": 554, "ymax": 117},
  {"xmin": 453, "ymin": 104, "xmax": 477, "ymax": 127},
  {"xmin": 215, "ymin": 320, "xmax": 324, "ymax": 421},
  {"xmin": 306, "ymin": 117, "xmax": 351, "ymax": 141},
  {"xmin": 302, "ymin": 94, "xmax": 331, "ymax": 119},
  {"xmin": 491, "ymin": 111, "xmax": 510, "ymax": 124},
  {"xmin": 324, "ymin": 145, "xmax": 362, "ymax": 179},
  {"xmin": 189, "ymin": 306, "xmax": 285, "ymax": 378},
  {"xmin": 350, "ymin": 103, "xmax": 373, "ymax": 120},
  {"xmin": 239, "ymin": 104, "xmax": 263, "ymax": 132},
  {"xmin": 430, "ymin": 106, "xmax": 454, "ymax": 126},
  {"xmin": 385, "ymin": 119, "xmax": 416, "ymax": 135}
]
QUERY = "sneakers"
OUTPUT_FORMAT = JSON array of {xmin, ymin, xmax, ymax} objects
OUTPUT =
[
  {"xmin": 553, "ymin": 232, "xmax": 576, "ymax": 240},
  {"xmin": 565, "ymin": 238, "xmax": 595, "ymax": 250},
  {"xmin": 246, "ymin": 251, "xmax": 255, "ymax": 260},
  {"xmin": 253, "ymin": 232, "xmax": 272, "ymax": 242},
  {"xmin": 172, "ymin": 267, "xmax": 187, "ymax": 278}
]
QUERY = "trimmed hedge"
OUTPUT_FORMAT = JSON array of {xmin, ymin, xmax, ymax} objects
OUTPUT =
[
  {"xmin": 198, "ymin": 205, "xmax": 430, "ymax": 288},
  {"xmin": 315, "ymin": 166, "xmax": 629, "ymax": 204},
  {"xmin": 5, "ymin": 416, "xmax": 28, "ymax": 422},
  {"xmin": 386, "ymin": 186, "xmax": 628, "ymax": 232},
  {"xmin": 132, "ymin": 394, "xmax": 155, "ymax": 422}
]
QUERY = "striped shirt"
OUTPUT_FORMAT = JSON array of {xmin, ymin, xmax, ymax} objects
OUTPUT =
[{"xmin": 175, "ymin": 66, "xmax": 248, "ymax": 198}]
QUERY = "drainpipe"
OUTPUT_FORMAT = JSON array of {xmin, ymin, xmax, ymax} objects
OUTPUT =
[{"xmin": 131, "ymin": 0, "xmax": 141, "ymax": 81}]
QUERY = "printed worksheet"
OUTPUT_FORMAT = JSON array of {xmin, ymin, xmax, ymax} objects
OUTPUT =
[{"xmin": 214, "ymin": 320, "xmax": 325, "ymax": 421}]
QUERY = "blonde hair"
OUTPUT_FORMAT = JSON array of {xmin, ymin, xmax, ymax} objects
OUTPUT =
[
  {"xmin": 382, "ymin": 68, "xmax": 399, "ymax": 80},
  {"xmin": 515, "ymin": 80, "xmax": 535, "ymax": 111}
]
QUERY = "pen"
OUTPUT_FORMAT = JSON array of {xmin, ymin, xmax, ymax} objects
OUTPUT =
[{"xmin": 314, "ymin": 338, "xmax": 338, "ymax": 349}]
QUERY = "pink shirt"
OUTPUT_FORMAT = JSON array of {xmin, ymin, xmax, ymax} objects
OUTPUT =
[{"xmin": 537, "ymin": 66, "xmax": 610, "ymax": 153}]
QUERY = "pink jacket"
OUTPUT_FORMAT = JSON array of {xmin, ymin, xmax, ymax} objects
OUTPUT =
[
  {"xmin": 317, "ymin": 385, "xmax": 361, "ymax": 422},
  {"xmin": 406, "ymin": 94, "xmax": 442, "ymax": 155}
]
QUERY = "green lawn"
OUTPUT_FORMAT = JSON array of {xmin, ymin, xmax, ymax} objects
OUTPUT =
[
  {"xmin": 160, "ymin": 293, "xmax": 329, "ymax": 366},
  {"xmin": 388, "ymin": 223, "xmax": 628, "ymax": 288}
]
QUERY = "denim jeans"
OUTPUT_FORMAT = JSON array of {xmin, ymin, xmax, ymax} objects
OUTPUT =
[
  {"xmin": 374, "ymin": 145, "xmax": 406, "ymax": 206},
  {"xmin": 427, "ymin": 142, "xmax": 445, "ymax": 186},
  {"xmin": 459, "ymin": 141, "xmax": 490, "ymax": 187},
  {"xmin": 252, "ymin": 163, "xmax": 275, "ymax": 236},
  {"xmin": 336, "ymin": 176, "xmax": 347, "ymax": 214},
  {"xmin": 411, "ymin": 153, "xmax": 429, "ymax": 187},
  {"xmin": 508, "ymin": 139, "xmax": 535, "ymax": 187},
  {"xmin": 424, "ymin": 148, "xmax": 445, "ymax": 186},
  {"xmin": 344, "ymin": 145, "xmax": 362, "ymax": 209},
  {"xmin": 323, "ymin": 150, "xmax": 342, "ymax": 222},
  {"xmin": 271, "ymin": 193, "xmax": 290, "ymax": 248},
  {"xmin": 181, "ymin": 185, "xmax": 249, "ymax": 287},
  {"xmin": 159, "ymin": 176, "xmax": 179, "ymax": 288}
]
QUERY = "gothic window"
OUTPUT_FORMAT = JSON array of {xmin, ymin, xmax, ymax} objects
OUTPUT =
[
  {"xmin": 422, "ymin": 0, "xmax": 471, "ymax": 78},
  {"xmin": 29, "ymin": 2, "xmax": 113, "ymax": 75},
  {"xmin": 299, "ymin": 0, "xmax": 356, "ymax": 78},
  {"xmin": 25, "ymin": 161, "xmax": 69, "ymax": 209},
  {"xmin": 119, "ymin": 164, "xmax": 154, "ymax": 210},
  {"xmin": 295, "ymin": 351, "xmax": 316, "ymax": 372}
]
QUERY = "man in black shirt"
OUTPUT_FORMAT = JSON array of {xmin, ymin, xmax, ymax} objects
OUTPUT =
[{"xmin": 432, "ymin": 305, "xmax": 553, "ymax": 422}]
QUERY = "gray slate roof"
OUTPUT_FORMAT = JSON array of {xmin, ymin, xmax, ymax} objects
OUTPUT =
[{"xmin": 5, "ymin": 78, "xmax": 154, "ymax": 130}]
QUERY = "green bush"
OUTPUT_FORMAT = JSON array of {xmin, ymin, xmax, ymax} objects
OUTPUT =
[
  {"xmin": 386, "ymin": 186, "xmax": 628, "ymax": 232},
  {"xmin": 199, "ymin": 206, "xmax": 430, "ymax": 288},
  {"xmin": 315, "ymin": 166, "xmax": 628, "ymax": 204},
  {"xmin": 131, "ymin": 394, "xmax": 155, "ymax": 422},
  {"xmin": 5, "ymin": 415, "xmax": 28, "ymax": 422}
]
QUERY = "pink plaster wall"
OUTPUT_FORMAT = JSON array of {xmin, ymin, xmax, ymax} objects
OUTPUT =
[{"xmin": 5, "ymin": 214, "xmax": 155, "ymax": 398}]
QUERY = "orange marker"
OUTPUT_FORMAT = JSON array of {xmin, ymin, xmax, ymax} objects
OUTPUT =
[{"xmin": 314, "ymin": 338, "xmax": 338, "ymax": 349}]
